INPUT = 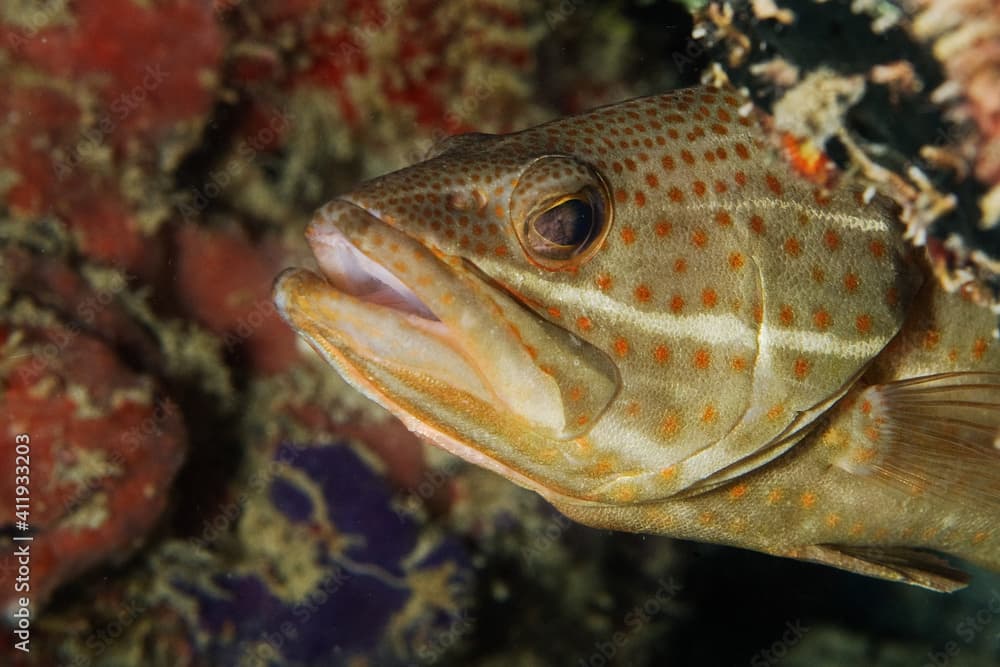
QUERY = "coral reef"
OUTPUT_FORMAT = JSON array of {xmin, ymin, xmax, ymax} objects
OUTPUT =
[
  {"xmin": 1, "ymin": 1, "xmax": 999, "ymax": 666},
  {"xmin": 907, "ymin": 0, "xmax": 1000, "ymax": 228}
]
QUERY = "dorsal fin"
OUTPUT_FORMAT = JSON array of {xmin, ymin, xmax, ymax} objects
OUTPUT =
[{"xmin": 836, "ymin": 372, "xmax": 1000, "ymax": 512}]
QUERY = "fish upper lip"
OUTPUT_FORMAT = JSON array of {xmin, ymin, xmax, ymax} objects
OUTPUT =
[{"xmin": 306, "ymin": 199, "xmax": 439, "ymax": 321}]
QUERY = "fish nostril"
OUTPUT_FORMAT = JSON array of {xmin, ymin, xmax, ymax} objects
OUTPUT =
[{"xmin": 445, "ymin": 189, "xmax": 488, "ymax": 212}]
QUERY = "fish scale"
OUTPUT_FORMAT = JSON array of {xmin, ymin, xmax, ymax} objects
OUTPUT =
[{"xmin": 276, "ymin": 84, "xmax": 1000, "ymax": 590}]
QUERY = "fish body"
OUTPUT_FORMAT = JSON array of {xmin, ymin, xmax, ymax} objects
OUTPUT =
[{"xmin": 274, "ymin": 85, "xmax": 1000, "ymax": 590}]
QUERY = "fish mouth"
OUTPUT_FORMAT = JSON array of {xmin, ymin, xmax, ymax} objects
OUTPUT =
[
  {"xmin": 274, "ymin": 199, "xmax": 620, "ymax": 498},
  {"xmin": 303, "ymin": 214, "xmax": 439, "ymax": 322}
]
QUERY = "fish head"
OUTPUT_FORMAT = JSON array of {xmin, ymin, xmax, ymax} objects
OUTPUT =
[{"xmin": 274, "ymin": 87, "xmax": 914, "ymax": 508}]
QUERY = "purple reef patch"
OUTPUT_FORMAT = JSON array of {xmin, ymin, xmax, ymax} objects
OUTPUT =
[{"xmin": 189, "ymin": 441, "xmax": 473, "ymax": 666}]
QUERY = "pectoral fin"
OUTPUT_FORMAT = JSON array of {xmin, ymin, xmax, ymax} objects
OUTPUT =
[
  {"xmin": 836, "ymin": 372, "xmax": 1000, "ymax": 512},
  {"xmin": 790, "ymin": 544, "xmax": 969, "ymax": 592}
]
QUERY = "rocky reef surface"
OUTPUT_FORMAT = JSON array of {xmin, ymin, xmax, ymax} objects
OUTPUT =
[{"xmin": 1, "ymin": 1, "xmax": 999, "ymax": 665}]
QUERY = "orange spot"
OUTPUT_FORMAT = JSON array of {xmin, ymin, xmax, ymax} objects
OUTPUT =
[
  {"xmin": 750, "ymin": 215, "xmax": 765, "ymax": 235},
  {"xmin": 766, "ymin": 488, "xmax": 783, "ymax": 504},
  {"xmin": 670, "ymin": 294, "xmax": 685, "ymax": 313},
  {"xmin": 973, "ymin": 337, "xmax": 988, "ymax": 360},
  {"xmin": 923, "ymin": 329, "xmax": 940, "ymax": 350},
  {"xmin": 646, "ymin": 173, "xmax": 659, "ymax": 188},
  {"xmin": 620, "ymin": 227, "xmax": 636, "ymax": 244},
  {"xmin": 972, "ymin": 531, "xmax": 989, "ymax": 545},
  {"xmin": 825, "ymin": 513, "xmax": 841, "ymax": 528},
  {"xmin": 714, "ymin": 179, "xmax": 728, "ymax": 193},
  {"xmin": 731, "ymin": 356, "xmax": 747, "ymax": 372},
  {"xmin": 681, "ymin": 149, "xmax": 695, "ymax": 165},
  {"xmin": 613, "ymin": 337, "xmax": 629, "ymax": 357},
  {"xmin": 576, "ymin": 414, "xmax": 589, "ymax": 426},
  {"xmin": 701, "ymin": 288, "xmax": 718, "ymax": 308},
  {"xmin": 576, "ymin": 316, "xmax": 592, "ymax": 331},
  {"xmin": 590, "ymin": 458, "xmax": 613, "ymax": 475},
  {"xmin": 654, "ymin": 345, "xmax": 671, "ymax": 364},
  {"xmin": 494, "ymin": 245, "xmax": 508, "ymax": 256},
  {"xmin": 693, "ymin": 181, "xmax": 707, "ymax": 196},
  {"xmin": 844, "ymin": 273, "xmax": 860, "ymax": 292},
  {"xmin": 823, "ymin": 230, "xmax": 840, "ymax": 251},
  {"xmin": 547, "ymin": 306, "xmax": 562, "ymax": 319},
  {"xmin": 668, "ymin": 186, "xmax": 684, "ymax": 203},
  {"xmin": 735, "ymin": 142, "xmax": 750, "ymax": 159},
  {"xmin": 728, "ymin": 483, "xmax": 748, "ymax": 499},
  {"xmin": 794, "ymin": 357, "xmax": 810, "ymax": 379},
  {"xmin": 661, "ymin": 155, "xmax": 675, "ymax": 171},
  {"xmin": 767, "ymin": 404, "xmax": 784, "ymax": 420},
  {"xmin": 734, "ymin": 170, "xmax": 747, "ymax": 186},
  {"xmin": 626, "ymin": 401, "xmax": 641, "ymax": 417},
  {"xmin": 698, "ymin": 511, "xmax": 715, "ymax": 525},
  {"xmin": 779, "ymin": 304, "xmax": 795, "ymax": 326},
  {"xmin": 783, "ymin": 236, "xmax": 801, "ymax": 257},
  {"xmin": 885, "ymin": 287, "xmax": 899, "ymax": 307},
  {"xmin": 701, "ymin": 404, "xmax": 717, "ymax": 423},
  {"xmin": 813, "ymin": 308, "xmax": 831, "ymax": 330},
  {"xmin": 765, "ymin": 174, "xmax": 783, "ymax": 195},
  {"xmin": 615, "ymin": 188, "xmax": 628, "ymax": 203},
  {"xmin": 869, "ymin": 240, "xmax": 886, "ymax": 258},
  {"xmin": 800, "ymin": 492, "xmax": 817, "ymax": 509},
  {"xmin": 634, "ymin": 191, "xmax": 646, "ymax": 207},
  {"xmin": 660, "ymin": 413, "xmax": 680, "ymax": 437},
  {"xmin": 850, "ymin": 522, "xmax": 864, "ymax": 537},
  {"xmin": 659, "ymin": 465, "xmax": 677, "ymax": 480},
  {"xmin": 694, "ymin": 348, "xmax": 711, "ymax": 369},
  {"xmin": 656, "ymin": 220, "xmax": 672, "ymax": 236},
  {"xmin": 715, "ymin": 210, "xmax": 732, "ymax": 226},
  {"xmin": 728, "ymin": 252, "xmax": 745, "ymax": 270},
  {"xmin": 568, "ymin": 386, "xmax": 584, "ymax": 401},
  {"xmin": 691, "ymin": 228, "xmax": 708, "ymax": 248},
  {"xmin": 596, "ymin": 273, "xmax": 613, "ymax": 291},
  {"xmin": 634, "ymin": 284, "xmax": 652, "ymax": 302},
  {"xmin": 674, "ymin": 258, "xmax": 687, "ymax": 273},
  {"xmin": 856, "ymin": 314, "xmax": 872, "ymax": 334}
]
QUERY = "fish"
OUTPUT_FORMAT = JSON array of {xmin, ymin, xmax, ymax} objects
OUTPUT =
[{"xmin": 273, "ymin": 84, "xmax": 1000, "ymax": 591}]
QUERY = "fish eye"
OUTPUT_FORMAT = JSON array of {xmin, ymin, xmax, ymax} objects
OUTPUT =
[
  {"xmin": 510, "ymin": 156, "xmax": 612, "ymax": 270},
  {"xmin": 526, "ymin": 188, "xmax": 604, "ymax": 261}
]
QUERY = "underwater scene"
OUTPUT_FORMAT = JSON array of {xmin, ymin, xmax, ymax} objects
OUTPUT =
[{"xmin": 2, "ymin": 0, "xmax": 1000, "ymax": 665}]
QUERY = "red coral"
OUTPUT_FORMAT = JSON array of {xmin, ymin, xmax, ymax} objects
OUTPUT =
[
  {"xmin": 174, "ymin": 223, "xmax": 300, "ymax": 374},
  {"xmin": 0, "ymin": 325, "xmax": 187, "ymax": 613},
  {"xmin": 0, "ymin": 0, "xmax": 223, "ymax": 271}
]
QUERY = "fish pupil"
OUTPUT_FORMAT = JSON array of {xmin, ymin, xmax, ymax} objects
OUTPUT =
[{"xmin": 532, "ymin": 198, "xmax": 594, "ymax": 248}]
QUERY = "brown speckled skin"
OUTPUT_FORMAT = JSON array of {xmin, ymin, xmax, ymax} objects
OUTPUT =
[{"xmin": 275, "ymin": 86, "xmax": 1000, "ymax": 589}]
